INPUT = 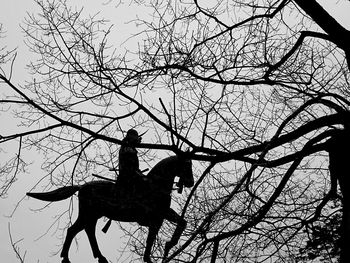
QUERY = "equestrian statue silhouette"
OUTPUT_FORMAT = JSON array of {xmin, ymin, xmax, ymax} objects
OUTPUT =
[{"xmin": 27, "ymin": 155, "xmax": 194, "ymax": 263}]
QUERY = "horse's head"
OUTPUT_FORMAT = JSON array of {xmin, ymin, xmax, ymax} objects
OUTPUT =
[
  {"xmin": 176, "ymin": 156, "xmax": 194, "ymax": 193},
  {"xmin": 147, "ymin": 154, "xmax": 194, "ymax": 194}
]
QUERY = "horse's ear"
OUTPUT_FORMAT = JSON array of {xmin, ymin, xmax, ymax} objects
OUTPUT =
[{"xmin": 177, "ymin": 148, "xmax": 192, "ymax": 161}]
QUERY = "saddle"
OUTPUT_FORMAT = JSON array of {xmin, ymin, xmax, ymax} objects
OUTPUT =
[{"xmin": 102, "ymin": 178, "xmax": 152, "ymax": 233}]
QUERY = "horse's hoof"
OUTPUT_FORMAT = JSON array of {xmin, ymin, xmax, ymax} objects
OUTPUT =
[
  {"xmin": 163, "ymin": 242, "xmax": 172, "ymax": 258},
  {"xmin": 98, "ymin": 256, "xmax": 108, "ymax": 263},
  {"xmin": 61, "ymin": 258, "xmax": 70, "ymax": 263},
  {"xmin": 143, "ymin": 256, "xmax": 153, "ymax": 263}
]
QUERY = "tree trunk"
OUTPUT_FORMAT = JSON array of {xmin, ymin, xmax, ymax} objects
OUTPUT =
[
  {"xmin": 337, "ymin": 172, "xmax": 350, "ymax": 263},
  {"xmin": 327, "ymin": 130, "xmax": 350, "ymax": 263}
]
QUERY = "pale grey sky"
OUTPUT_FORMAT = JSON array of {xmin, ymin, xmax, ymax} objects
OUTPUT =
[
  {"xmin": 1, "ymin": 1, "xmax": 350, "ymax": 263},
  {"xmin": 0, "ymin": 1, "xmax": 143, "ymax": 262}
]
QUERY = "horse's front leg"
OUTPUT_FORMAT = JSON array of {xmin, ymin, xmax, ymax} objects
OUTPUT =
[
  {"xmin": 163, "ymin": 208, "xmax": 187, "ymax": 261},
  {"xmin": 144, "ymin": 222, "xmax": 162, "ymax": 263}
]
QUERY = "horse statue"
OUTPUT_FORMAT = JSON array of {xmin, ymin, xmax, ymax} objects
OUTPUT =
[{"xmin": 27, "ymin": 155, "xmax": 194, "ymax": 263}]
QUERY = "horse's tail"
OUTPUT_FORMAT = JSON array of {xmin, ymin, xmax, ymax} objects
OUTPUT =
[{"xmin": 27, "ymin": 186, "xmax": 80, "ymax": 202}]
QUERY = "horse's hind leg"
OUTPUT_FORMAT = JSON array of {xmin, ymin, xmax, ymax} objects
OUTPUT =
[
  {"xmin": 60, "ymin": 216, "xmax": 85, "ymax": 263},
  {"xmin": 85, "ymin": 218, "xmax": 108, "ymax": 263}
]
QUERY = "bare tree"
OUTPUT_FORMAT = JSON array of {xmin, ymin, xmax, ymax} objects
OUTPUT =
[
  {"xmin": 1, "ymin": 0, "xmax": 350, "ymax": 262},
  {"xmin": 131, "ymin": 1, "xmax": 350, "ymax": 262}
]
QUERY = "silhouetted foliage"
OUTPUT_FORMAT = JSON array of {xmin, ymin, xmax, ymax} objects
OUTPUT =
[{"xmin": 298, "ymin": 197, "xmax": 342, "ymax": 262}]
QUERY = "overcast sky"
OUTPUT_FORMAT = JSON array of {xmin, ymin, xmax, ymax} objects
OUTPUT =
[
  {"xmin": 1, "ymin": 1, "xmax": 350, "ymax": 263},
  {"xmin": 0, "ymin": 1, "xmax": 144, "ymax": 262}
]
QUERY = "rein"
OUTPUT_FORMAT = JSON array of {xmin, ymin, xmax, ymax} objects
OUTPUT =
[
  {"xmin": 176, "ymin": 178, "xmax": 184, "ymax": 193},
  {"xmin": 92, "ymin": 168, "xmax": 149, "ymax": 182},
  {"xmin": 92, "ymin": 173, "xmax": 183, "ymax": 192}
]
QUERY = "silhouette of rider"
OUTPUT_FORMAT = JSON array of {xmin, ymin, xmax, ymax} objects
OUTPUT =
[
  {"xmin": 118, "ymin": 129, "xmax": 143, "ymax": 195},
  {"xmin": 102, "ymin": 129, "xmax": 145, "ymax": 234}
]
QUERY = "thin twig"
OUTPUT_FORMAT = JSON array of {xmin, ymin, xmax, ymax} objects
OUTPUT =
[{"xmin": 8, "ymin": 223, "xmax": 26, "ymax": 263}]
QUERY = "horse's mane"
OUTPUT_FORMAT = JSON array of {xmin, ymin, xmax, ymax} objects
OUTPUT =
[{"xmin": 147, "ymin": 155, "xmax": 178, "ymax": 179}]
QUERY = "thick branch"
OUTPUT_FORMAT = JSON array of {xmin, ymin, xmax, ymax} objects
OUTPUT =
[{"xmin": 293, "ymin": 0, "xmax": 350, "ymax": 51}]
